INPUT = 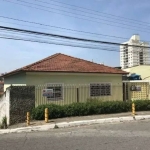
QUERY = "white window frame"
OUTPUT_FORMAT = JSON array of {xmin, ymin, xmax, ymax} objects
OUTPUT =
[
  {"xmin": 46, "ymin": 83, "xmax": 64, "ymax": 101},
  {"xmin": 89, "ymin": 83, "xmax": 112, "ymax": 97}
]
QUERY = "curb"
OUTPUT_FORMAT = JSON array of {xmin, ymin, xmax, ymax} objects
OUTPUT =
[{"xmin": 1, "ymin": 115, "xmax": 150, "ymax": 134}]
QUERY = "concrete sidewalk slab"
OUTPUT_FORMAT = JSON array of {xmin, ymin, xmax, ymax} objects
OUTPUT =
[
  {"xmin": 1, "ymin": 114, "xmax": 150, "ymax": 134},
  {"xmin": 135, "ymin": 115, "xmax": 150, "ymax": 120},
  {"xmin": 120, "ymin": 116, "xmax": 134, "ymax": 122},
  {"xmin": 8, "ymin": 111, "xmax": 150, "ymax": 129}
]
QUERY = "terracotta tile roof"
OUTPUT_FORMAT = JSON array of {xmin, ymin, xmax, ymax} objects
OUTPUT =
[{"xmin": 3, "ymin": 53, "xmax": 128, "ymax": 76}]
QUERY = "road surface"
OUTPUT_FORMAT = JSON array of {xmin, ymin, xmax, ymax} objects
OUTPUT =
[{"xmin": 0, "ymin": 120, "xmax": 150, "ymax": 150}]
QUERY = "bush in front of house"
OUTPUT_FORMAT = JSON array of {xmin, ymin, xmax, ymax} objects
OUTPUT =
[
  {"xmin": 31, "ymin": 100, "xmax": 150, "ymax": 120},
  {"xmin": 134, "ymin": 100, "xmax": 150, "ymax": 111},
  {"xmin": 32, "ymin": 104, "xmax": 65, "ymax": 120}
]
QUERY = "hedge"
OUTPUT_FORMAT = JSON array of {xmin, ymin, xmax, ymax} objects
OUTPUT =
[{"xmin": 31, "ymin": 100, "xmax": 150, "ymax": 120}]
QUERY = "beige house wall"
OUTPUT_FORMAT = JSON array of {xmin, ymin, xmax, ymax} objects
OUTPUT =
[{"xmin": 26, "ymin": 72, "xmax": 123, "ymax": 106}]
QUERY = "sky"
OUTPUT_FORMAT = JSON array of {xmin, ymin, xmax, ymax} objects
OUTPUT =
[{"xmin": 0, "ymin": 0, "xmax": 150, "ymax": 72}]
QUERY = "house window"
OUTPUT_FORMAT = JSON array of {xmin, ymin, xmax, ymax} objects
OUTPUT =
[
  {"xmin": 47, "ymin": 84, "xmax": 63, "ymax": 100},
  {"xmin": 90, "ymin": 83, "xmax": 111, "ymax": 96}
]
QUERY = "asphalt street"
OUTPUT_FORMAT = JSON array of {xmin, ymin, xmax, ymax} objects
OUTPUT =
[{"xmin": 0, "ymin": 120, "xmax": 150, "ymax": 150}]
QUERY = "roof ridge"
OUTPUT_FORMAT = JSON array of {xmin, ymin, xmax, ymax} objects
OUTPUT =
[
  {"xmin": 23, "ymin": 53, "xmax": 60, "ymax": 70},
  {"xmin": 61, "ymin": 53, "xmax": 127, "ymax": 73},
  {"xmin": 102, "ymin": 64, "xmax": 124, "ymax": 72},
  {"xmin": 61, "ymin": 53, "xmax": 109, "ymax": 67}
]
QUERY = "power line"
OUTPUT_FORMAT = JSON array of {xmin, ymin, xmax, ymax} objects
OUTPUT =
[
  {"xmin": 0, "ymin": 15, "xmax": 133, "ymax": 41},
  {"xmin": 0, "ymin": 29, "xmax": 122, "ymax": 49},
  {"xmin": 35, "ymin": 0, "xmax": 150, "ymax": 27},
  {"xmin": 0, "ymin": 36, "xmax": 121, "ymax": 52},
  {"xmin": 0, "ymin": 25, "xmax": 149, "ymax": 49},
  {"xmin": 0, "ymin": 15, "xmax": 150, "ymax": 44},
  {"xmin": 15, "ymin": 0, "xmax": 150, "ymax": 30},
  {"xmin": 0, "ymin": 20, "xmax": 53, "ymax": 30},
  {"xmin": 0, "ymin": 32, "xmax": 119, "ymax": 50},
  {"xmin": 39, "ymin": 0, "xmax": 150, "ymax": 26},
  {"xmin": 0, "ymin": 16, "xmax": 128, "ymax": 42},
  {"xmin": 0, "ymin": 29, "xmax": 120, "ymax": 49},
  {"xmin": 0, "ymin": 28, "xmax": 119, "ymax": 48},
  {"xmin": 1, "ymin": 34, "xmax": 150, "ymax": 58},
  {"xmin": 3, "ymin": 0, "xmax": 150, "ymax": 33},
  {"xmin": 0, "ymin": 25, "xmax": 147, "ymax": 53},
  {"xmin": 0, "ymin": 30, "xmax": 120, "ymax": 50}
]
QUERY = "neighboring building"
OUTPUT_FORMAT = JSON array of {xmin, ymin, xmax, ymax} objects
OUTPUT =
[
  {"xmin": 122, "ymin": 81, "xmax": 150, "ymax": 101},
  {"xmin": 123, "ymin": 65, "xmax": 150, "ymax": 80},
  {"xmin": 120, "ymin": 35, "xmax": 150, "ymax": 69},
  {"xmin": 2, "ymin": 53, "xmax": 128, "ymax": 102}
]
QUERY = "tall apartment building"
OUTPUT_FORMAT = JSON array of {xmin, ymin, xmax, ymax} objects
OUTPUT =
[{"xmin": 120, "ymin": 35, "xmax": 150, "ymax": 69}]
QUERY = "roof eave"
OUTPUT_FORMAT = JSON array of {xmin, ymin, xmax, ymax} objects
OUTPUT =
[
  {"xmin": 2, "ymin": 70, "xmax": 24, "ymax": 78},
  {"xmin": 2, "ymin": 69, "xmax": 128, "ymax": 78},
  {"xmin": 25, "ymin": 70, "xmax": 129, "ymax": 74}
]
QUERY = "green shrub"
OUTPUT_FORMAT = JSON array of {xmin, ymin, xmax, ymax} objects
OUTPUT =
[
  {"xmin": 0, "ymin": 116, "xmax": 7, "ymax": 129},
  {"xmin": 134, "ymin": 100, "xmax": 150, "ymax": 111},
  {"xmin": 32, "ymin": 104, "xmax": 65, "ymax": 120},
  {"xmin": 31, "ymin": 100, "xmax": 150, "ymax": 120}
]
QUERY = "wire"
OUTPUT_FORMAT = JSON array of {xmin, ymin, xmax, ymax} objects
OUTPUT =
[
  {"xmin": 0, "ymin": 20, "xmax": 53, "ymax": 30},
  {"xmin": 0, "ymin": 36, "xmax": 121, "ymax": 52},
  {"xmin": 0, "ymin": 19, "xmax": 129, "ymax": 43},
  {"xmin": 39, "ymin": 0, "xmax": 150, "ymax": 26},
  {"xmin": 3, "ymin": 0, "xmax": 150, "ymax": 33},
  {"xmin": 0, "ymin": 15, "xmax": 132, "ymax": 41},
  {"xmin": 0, "ymin": 28, "xmax": 119, "ymax": 46},
  {"xmin": 15, "ymin": 0, "xmax": 150, "ymax": 30},
  {"xmin": 35, "ymin": 0, "xmax": 150, "ymax": 27},
  {"xmin": 0, "ymin": 15, "xmax": 150, "ymax": 44},
  {"xmin": 0, "ymin": 25, "xmax": 149, "ymax": 49},
  {"xmin": 0, "ymin": 32, "xmax": 119, "ymax": 50},
  {"xmin": 0, "ymin": 28, "xmax": 121, "ymax": 49},
  {"xmin": 1, "ymin": 28, "xmax": 150, "ymax": 57},
  {"xmin": 1, "ymin": 34, "xmax": 150, "ymax": 59}
]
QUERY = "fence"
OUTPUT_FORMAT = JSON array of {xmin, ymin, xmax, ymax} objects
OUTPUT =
[
  {"xmin": 123, "ymin": 81, "xmax": 150, "ymax": 101},
  {"xmin": 35, "ymin": 84, "xmax": 123, "ymax": 107},
  {"xmin": 0, "ymin": 81, "xmax": 150, "ymax": 125}
]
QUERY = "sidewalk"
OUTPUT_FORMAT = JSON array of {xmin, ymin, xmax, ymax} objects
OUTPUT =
[{"xmin": 1, "ymin": 111, "xmax": 150, "ymax": 134}]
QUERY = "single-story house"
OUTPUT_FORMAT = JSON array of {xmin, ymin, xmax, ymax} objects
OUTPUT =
[{"xmin": 2, "ymin": 53, "xmax": 128, "ymax": 105}]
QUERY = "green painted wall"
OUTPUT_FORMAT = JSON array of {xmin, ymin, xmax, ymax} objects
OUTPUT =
[
  {"xmin": 4, "ymin": 73, "xmax": 26, "ymax": 84},
  {"xmin": 4, "ymin": 73, "xmax": 26, "ymax": 91}
]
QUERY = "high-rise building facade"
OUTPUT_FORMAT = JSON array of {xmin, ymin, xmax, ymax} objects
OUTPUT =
[{"xmin": 120, "ymin": 35, "xmax": 150, "ymax": 69}]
